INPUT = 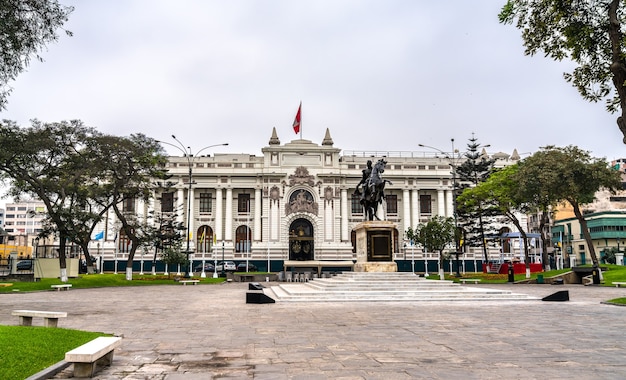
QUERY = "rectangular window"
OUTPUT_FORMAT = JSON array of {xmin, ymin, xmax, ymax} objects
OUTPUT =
[
  {"xmin": 386, "ymin": 194, "xmax": 398, "ymax": 214},
  {"xmin": 123, "ymin": 197, "xmax": 135, "ymax": 213},
  {"xmin": 351, "ymin": 194, "xmax": 362, "ymax": 214},
  {"xmin": 420, "ymin": 194, "xmax": 432, "ymax": 214},
  {"xmin": 199, "ymin": 193, "xmax": 212, "ymax": 213},
  {"xmin": 161, "ymin": 192, "xmax": 174, "ymax": 213},
  {"xmin": 238, "ymin": 193, "xmax": 250, "ymax": 213}
]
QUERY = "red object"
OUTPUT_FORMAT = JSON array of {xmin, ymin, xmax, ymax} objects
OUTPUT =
[
  {"xmin": 483, "ymin": 263, "xmax": 543, "ymax": 274},
  {"xmin": 293, "ymin": 103, "xmax": 301, "ymax": 134}
]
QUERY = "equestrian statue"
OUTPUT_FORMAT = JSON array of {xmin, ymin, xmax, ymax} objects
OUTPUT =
[{"xmin": 354, "ymin": 158, "xmax": 392, "ymax": 221}]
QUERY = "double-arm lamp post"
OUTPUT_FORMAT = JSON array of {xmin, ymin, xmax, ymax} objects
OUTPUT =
[
  {"xmin": 159, "ymin": 136, "xmax": 228, "ymax": 278},
  {"xmin": 419, "ymin": 139, "xmax": 490, "ymax": 276},
  {"xmin": 419, "ymin": 139, "xmax": 462, "ymax": 276}
]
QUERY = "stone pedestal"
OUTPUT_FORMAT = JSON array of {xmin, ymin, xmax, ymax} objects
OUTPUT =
[{"xmin": 353, "ymin": 220, "xmax": 397, "ymax": 272}]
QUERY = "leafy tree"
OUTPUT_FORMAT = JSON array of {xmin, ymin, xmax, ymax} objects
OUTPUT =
[
  {"xmin": 0, "ymin": 121, "xmax": 167, "ymax": 281},
  {"xmin": 516, "ymin": 151, "xmax": 563, "ymax": 270},
  {"xmin": 499, "ymin": 0, "xmax": 626, "ymax": 142},
  {"xmin": 141, "ymin": 179, "xmax": 184, "ymax": 275},
  {"xmin": 602, "ymin": 247, "xmax": 617, "ymax": 264},
  {"xmin": 89, "ymin": 133, "xmax": 168, "ymax": 280},
  {"xmin": 519, "ymin": 146, "xmax": 622, "ymax": 268},
  {"xmin": 0, "ymin": 120, "xmax": 99, "ymax": 281},
  {"xmin": 160, "ymin": 246, "xmax": 188, "ymax": 278},
  {"xmin": 457, "ymin": 165, "xmax": 535, "ymax": 278},
  {"xmin": 407, "ymin": 216, "xmax": 455, "ymax": 272},
  {"xmin": 454, "ymin": 136, "xmax": 496, "ymax": 262},
  {"xmin": 0, "ymin": 0, "xmax": 73, "ymax": 110}
]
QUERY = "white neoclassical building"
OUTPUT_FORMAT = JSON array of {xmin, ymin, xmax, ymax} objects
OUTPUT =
[{"xmin": 92, "ymin": 128, "xmax": 522, "ymax": 273}]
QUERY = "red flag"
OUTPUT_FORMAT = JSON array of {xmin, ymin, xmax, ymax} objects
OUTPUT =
[{"xmin": 293, "ymin": 102, "xmax": 301, "ymax": 134}]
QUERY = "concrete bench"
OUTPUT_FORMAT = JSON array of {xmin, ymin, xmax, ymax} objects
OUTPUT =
[
  {"xmin": 12, "ymin": 309, "xmax": 67, "ymax": 327},
  {"xmin": 180, "ymin": 279, "xmax": 199, "ymax": 285},
  {"xmin": 65, "ymin": 336, "xmax": 122, "ymax": 378},
  {"xmin": 460, "ymin": 279, "xmax": 481, "ymax": 284},
  {"xmin": 51, "ymin": 284, "xmax": 72, "ymax": 291},
  {"xmin": 613, "ymin": 282, "xmax": 626, "ymax": 287}
]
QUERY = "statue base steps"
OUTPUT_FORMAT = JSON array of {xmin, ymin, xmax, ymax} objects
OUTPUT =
[{"xmin": 354, "ymin": 262, "xmax": 397, "ymax": 272}]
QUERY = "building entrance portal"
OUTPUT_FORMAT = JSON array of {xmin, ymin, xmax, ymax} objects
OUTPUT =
[{"xmin": 289, "ymin": 218, "xmax": 314, "ymax": 261}]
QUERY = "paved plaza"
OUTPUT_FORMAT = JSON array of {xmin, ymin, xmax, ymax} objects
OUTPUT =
[{"xmin": 1, "ymin": 282, "xmax": 625, "ymax": 379}]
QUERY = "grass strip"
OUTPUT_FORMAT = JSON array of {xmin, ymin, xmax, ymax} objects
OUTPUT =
[
  {"xmin": 0, "ymin": 325, "xmax": 107, "ymax": 380},
  {"xmin": 0, "ymin": 273, "xmax": 226, "ymax": 293}
]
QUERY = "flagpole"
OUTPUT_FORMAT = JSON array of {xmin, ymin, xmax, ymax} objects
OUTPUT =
[{"xmin": 299, "ymin": 101, "xmax": 302, "ymax": 139}]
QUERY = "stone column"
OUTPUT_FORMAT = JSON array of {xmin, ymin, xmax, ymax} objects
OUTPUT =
[
  {"xmin": 225, "ymin": 188, "xmax": 233, "ymax": 242},
  {"xmin": 341, "ymin": 189, "xmax": 348, "ymax": 242},
  {"xmin": 254, "ymin": 188, "xmax": 262, "ymax": 241},
  {"xmin": 437, "ymin": 189, "xmax": 445, "ymax": 217},
  {"xmin": 403, "ymin": 189, "xmax": 411, "ymax": 232},
  {"xmin": 446, "ymin": 189, "xmax": 454, "ymax": 218},
  {"xmin": 188, "ymin": 187, "xmax": 195, "ymax": 248},
  {"xmin": 215, "ymin": 188, "xmax": 223, "ymax": 241},
  {"xmin": 411, "ymin": 190, "xmax": 419, "ymax": 228},
  {"xmin": 177, "ymin": 188, "xmax": 185, "ymax": 224}
]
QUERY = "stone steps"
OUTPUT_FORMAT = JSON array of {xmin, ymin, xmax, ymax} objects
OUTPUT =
[{"xmin": 265, "ymin": 272, "xmax": 537, "ymax": 302}]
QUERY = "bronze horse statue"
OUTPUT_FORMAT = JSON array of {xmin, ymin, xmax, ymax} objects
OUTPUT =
[{"xmin": 358, "ymin": 158, "xmax": 392, "ymax": 221}]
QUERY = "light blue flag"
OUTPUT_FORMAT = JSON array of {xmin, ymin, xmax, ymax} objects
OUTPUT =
[{"xmin": 94, "ymin": 231, "xmax": 104, "ymax": 240}]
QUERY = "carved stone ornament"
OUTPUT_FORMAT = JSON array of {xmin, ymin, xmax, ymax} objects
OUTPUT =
[
  {"xmin": 289, "ymin": 166, "xmax": 315, "ymax": 187},
  {"xmin": 324, "ymin": 186, "xmax": 334, "ymax": 202},
  {"xmin": 270, "ymin": 186, "xmax": 280, "ymax": 201},
  {"xmin": 285, "ymin": 189, "xmax": 318, "ymax": 216}
]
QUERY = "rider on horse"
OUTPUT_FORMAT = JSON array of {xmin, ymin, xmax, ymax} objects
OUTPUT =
[{"xmin": 358, "ymin": 158, "xmax": 392, "ymax": 220}]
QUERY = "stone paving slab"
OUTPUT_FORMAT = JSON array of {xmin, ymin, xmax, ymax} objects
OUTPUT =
[{"xmin": 1, "ymin": 282, "xmax": 625, "ymax": 379}]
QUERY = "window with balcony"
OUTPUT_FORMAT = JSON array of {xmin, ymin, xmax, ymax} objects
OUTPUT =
[
  {"xmin": 386, "ymin": 194, "xmax": 398, "ymax": 214},
  {"xmin": 199, "ymin": 193, "xmax": 212, "ymax": 213},
  {"xmin": 161, "ymin": 192, "xmax": 174, "ymax": 213},
  {"xmin": 420, "ymin": 194, "xmax": 432, "ymax": 214},
  {"xmin": 351, "ymin": 194, "xmax": 362, "ymax": 215},
  {"xmin": 238, "ymin": 193, "xmax": 250, "ymax": 213}
]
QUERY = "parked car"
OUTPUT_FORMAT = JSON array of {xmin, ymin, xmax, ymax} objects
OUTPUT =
[
  {"xmin": 194, "ymin": 262, "xmax": 215, "ymax": 273},
  {"xmin": 16, "ymin": 260, "xmax": 33, "ymax": 271},
  {"xmin": 236, "ymin": 262, "xmax": 257, "ymax": 272},
  {"xmin": 216, "ymin": 261, "xmax": 236, "ymax": 272}
]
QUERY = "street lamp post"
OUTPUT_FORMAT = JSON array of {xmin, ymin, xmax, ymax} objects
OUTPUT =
[
  {"xmin": 159, "ymin": 137, "xmax": 228, "ymax": 278},
  {"xmin": 419, "ymin": 139, "xmax": 462, "ymax": 277},
  {"xmin": 419, "ymin": 139, "xmax": 490, "ymax": 277}
]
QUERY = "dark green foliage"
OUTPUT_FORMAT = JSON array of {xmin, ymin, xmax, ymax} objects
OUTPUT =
[
  {"xmin": 454, "ymin": 136, "xmax": 497, "ymax": 261},
  {"xmin": 0, "ymin": 120, "xmax": 167, "ymax": 278},
  {"xmin": 406, "ymin": 216, "xmax": 455, "ymax": 269},
  {"xmin": 0, "ymin": 0, "xmax": 73, "ymax": 110},
  {"xmin": 500, "ymin": 0, "xmax": 626, "ymax": 142}
]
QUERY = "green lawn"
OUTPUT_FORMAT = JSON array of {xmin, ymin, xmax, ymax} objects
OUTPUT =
[
  {"xmin": 429, "ymin": 264, "xmax": 626, "ymax": 304},
  {"xmin": 0, "ymin": 273, "xmax": 227, "ymax": 293},
  {"xmin": 0, "ymin": 326, "xmax": 107, "ymax": 380}
]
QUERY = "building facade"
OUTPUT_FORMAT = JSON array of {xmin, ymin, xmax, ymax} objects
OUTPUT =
[
  {"xmin": 2, "ymin": 201, "xmax": 45, "ymax": 245},
  {"xmin": 91, "ymin": 129, "xmax": 522, "ymax": 273}
]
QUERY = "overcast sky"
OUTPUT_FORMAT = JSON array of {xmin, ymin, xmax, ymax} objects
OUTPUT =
[{"xmin": 2, "ymin": 0, "xmax": 626, "ymax": 208}]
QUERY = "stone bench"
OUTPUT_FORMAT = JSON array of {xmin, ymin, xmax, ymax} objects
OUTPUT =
[
  {"xmin": 180, "ymin": 279, "xmax": 199, "ymax": 285},
  {"xmin": 12, "ymin": 309, "xmax": 67, "ymax": 327},
  {"xmin": 51, "ymin": 284, "xmax": 72, "ymax": 291},
  {"xmin": 460, "ymin": 279, "xmax": 481, "ymax": 284},
  {"xmin": 65, "ymin": 336, "xmax": 122, "ymax": 378},
  {"xmin": 613, "ymin": 282, "xmax": 626, "ymax": 288}
]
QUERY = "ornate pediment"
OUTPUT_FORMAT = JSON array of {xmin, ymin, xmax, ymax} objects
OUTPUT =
[
  {"xmin": 285, "ymin": 189, "xmax": 318, "ymax": 216},
  {"xmin": 289, "ymin": 166, "xmax": 315, "ymax": 187}
]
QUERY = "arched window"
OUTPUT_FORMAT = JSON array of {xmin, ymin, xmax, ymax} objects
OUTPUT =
[
  {"xmin": 117, "ymin": 228, "xmax": 132, "ymax": 253},
  {"xmin": 196, "ymin": 225, "xmax": 214, "ymax": 253},
  {"xmin": 235, "ymin": 225, "xmax": 251, "ymax": 253}
]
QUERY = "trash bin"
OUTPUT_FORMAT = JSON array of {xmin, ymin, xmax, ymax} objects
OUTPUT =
[{"xmin": 537, "ymin": 274, "xmax": 544, "ymax": 284}]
